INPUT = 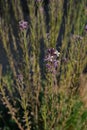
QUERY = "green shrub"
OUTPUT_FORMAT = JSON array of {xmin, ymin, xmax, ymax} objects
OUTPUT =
[{"xmin": 0, "ymin": 0, "xmax": 87, "ymax": 130}]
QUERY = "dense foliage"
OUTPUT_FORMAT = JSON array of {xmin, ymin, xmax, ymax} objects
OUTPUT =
[{"xmin": 0, "ymin": 0, "xmax": 87, "ymax": 130}]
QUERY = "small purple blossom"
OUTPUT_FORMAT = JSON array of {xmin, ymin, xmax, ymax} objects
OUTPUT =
[
  {"xmin": 53, "ymin": 60, "xmax": 59, "ymax": 69},
  {"xmin": 44, "ymin": 48, "xmax": 60, "ymax": 73},
  {"xmin": 19, "ymin": 20, "xmax": 28, "ymax": 30},
  {"xmin": 46, "ymin": 63, "xmax": 52, "ymax": 70},
  {"xmin": 44, "ymin": 55, "xmax": 54, "ymax": 62},
  {"xmin": 47, "ymin": 48, "xmax": 55, "ymax": 55},
  {"xmin": 47, "ymin": 48, "xmax": 60, "ymax": 57}
]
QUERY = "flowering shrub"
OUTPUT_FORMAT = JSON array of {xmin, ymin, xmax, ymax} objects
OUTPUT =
[
  {"xmin": 0, "ymin": 0, "xmax": 87, "ymax": 130},
  {"xmin": 19, "ymin": 20, "xmax": 28, "ymax": 30},
  {"xmin": 44, "ymin": 48, "xmax": 60, "ymax": 73}
]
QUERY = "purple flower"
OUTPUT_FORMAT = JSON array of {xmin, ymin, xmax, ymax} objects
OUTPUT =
[
  {"xmin": 47, "ymin": 48, "xmax": 55, "ymax": 55},
  {"xmin": 44, "ymin": 48, "xmax": 60, "ymax": 73},
  {"xmin": 19, "ymin": 20, "xmax": 28, "ymax": 30},
  {"xmin": 44, "ymin": 55, "xmax": 54, "ymax": 62},
  {"xmin": 46, "ymin": 48, "xmax": 60, "ymax": 58},
  {"xmin": 53, "ymin": 60, "xmax": 58, "ymax": 69},
  {"xmin": 46, "ymin": 63, "xmax": 52, "ymax": 69}
]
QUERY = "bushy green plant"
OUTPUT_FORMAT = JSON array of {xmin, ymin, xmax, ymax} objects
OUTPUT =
[{"xmin": 0, "ymin": 0, "xmax": 87, "ymax": 130}]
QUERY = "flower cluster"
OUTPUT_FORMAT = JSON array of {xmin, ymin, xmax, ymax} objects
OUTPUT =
[
  {"xmin": 44, "ymin": 48, "xmax": 60, "ymax": 73},
  {"xmin": 19, "ymin": 20, "xmax": 28, "ymax": 30}
]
